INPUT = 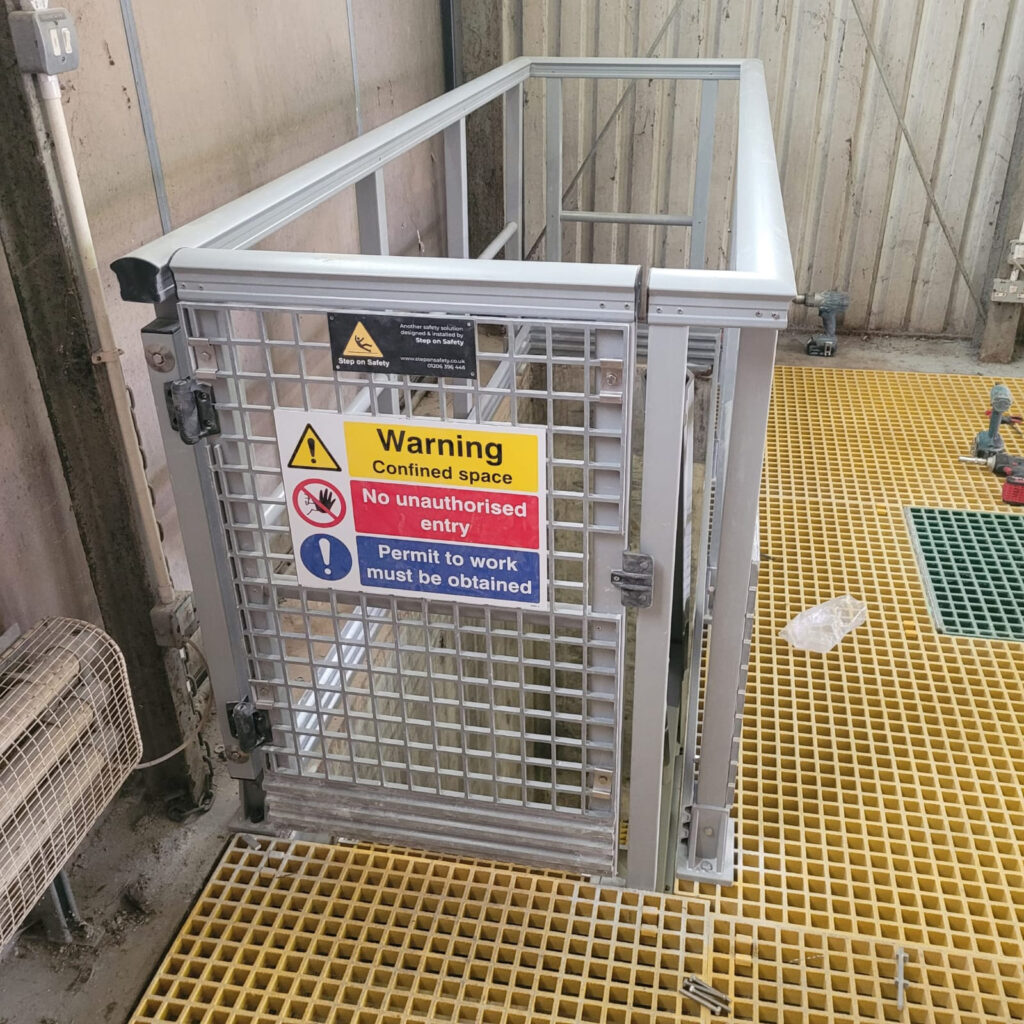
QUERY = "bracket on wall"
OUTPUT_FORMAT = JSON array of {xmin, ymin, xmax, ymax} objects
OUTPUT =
[{"xmin": 991, "ymin": 237, "xmax": 1024, "ymax": 303}]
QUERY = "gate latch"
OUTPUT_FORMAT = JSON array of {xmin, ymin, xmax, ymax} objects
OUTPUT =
[
  {"xmin": 610, "ymin": 551, "xmax": 654, "ymax": 608},
  {"xmin": 164, "ymin": 378, "xmax": 220, "ymax": 445},
  {"xmin": 227, "ymin": 697, "xmax": 273, "ymax": 753}
]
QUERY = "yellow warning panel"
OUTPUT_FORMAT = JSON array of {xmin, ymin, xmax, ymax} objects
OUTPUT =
[
  {"xmin": 287, "ymin": 423, "xmax": 341, "ymax": 471},
  {"xmin": 345, "ymin": 418, "xmax": 542, "ymax": 492},
  {"xmin": 342, "ymin": 320, "xmax": 384, "ymax": 359}
]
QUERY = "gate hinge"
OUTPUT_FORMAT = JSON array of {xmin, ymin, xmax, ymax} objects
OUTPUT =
[
  {"xmin": 164, "ymin": 378, "xmax": 220, "ymax": 445},
  {"xmin": 610, "ymin": 551, "xmax": 654, "ymax": 608},
  {"xmin": 227, "ymin": 697, "xmax": 273, "ymax": 754}
]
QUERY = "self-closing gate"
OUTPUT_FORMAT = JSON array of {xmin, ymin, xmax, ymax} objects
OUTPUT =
[
  {"xmin": 165, "ymin": 254, "xmax": 638, "ymax": 873},
  {"xmin": 115, "ymin": 57, "xmax": 795, "ymax": 891}
]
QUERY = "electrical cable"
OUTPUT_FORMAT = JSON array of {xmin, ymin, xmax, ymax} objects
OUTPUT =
[
  {"xmin": 133, "ymin": 640, "xmax": 216, "ymax": 819},
  {"xmin": 135, "ymin": 737, "xmax": 190, "ymax": 770}
]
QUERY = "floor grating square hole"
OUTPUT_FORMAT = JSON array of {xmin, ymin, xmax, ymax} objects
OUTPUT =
[{"xmin": 905, "ymin": 507, "xmax": 1024, "ymax": 640}]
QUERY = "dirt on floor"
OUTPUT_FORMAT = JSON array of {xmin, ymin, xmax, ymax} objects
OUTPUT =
[
  {"xmin": 777, "ymin": 329, "xmax": 1023, "ymax": 375},
  {"xmin": 0, "ymin": 753, "xmax": 237, "ymax": 1024}
]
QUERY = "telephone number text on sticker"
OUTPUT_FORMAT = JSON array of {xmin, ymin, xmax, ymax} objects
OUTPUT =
[
  {"xmin": 351, "ymin": 480, "xmax": 539, "ymax": 548},
  {"xmin": 356, "ymin": 536, "xmax": 541, "ymax": 603}
]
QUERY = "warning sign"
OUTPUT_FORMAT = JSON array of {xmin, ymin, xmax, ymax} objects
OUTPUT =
[
  {"xmin": 350, "ymin": 481, "xmax": 539, "ymax": 548},
  {"xmin": 287, "ymin": 424, "xmax": 341, "ymax": 471},
  {"xmin": 328, "ymin": 312, "xmax": 477, "ymax": 379},
  {"xmin": 344, "ymin": 421, "xmax": 538, "ymax": 493},
  {"xmin": 341, "ymin": 321, "xmax": 385, "ymax": 359},
  {"xmin": 292, "ymin": 479, "xmax": 347, "ymax": 528},
  {"xmin": 274, "ymin": 409, "xmax": 547, "ymax": 608}
]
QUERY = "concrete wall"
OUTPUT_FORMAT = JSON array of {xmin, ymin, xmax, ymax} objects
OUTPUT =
[
  {"xmin": 0, "ymin": 250, "xmax": 99, "ymax": 631},
  {"xmin": 0, "ymin": 1, "xmax": 446, "ymax": 633},
  {"xmin": 463, "ymin": 0, "xmax": 1024, "ymax": 336}
]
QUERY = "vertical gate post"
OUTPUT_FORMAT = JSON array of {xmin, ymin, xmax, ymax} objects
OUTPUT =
[
  {"xmin": 689, "ymin": 81, "xmax": 718, "ymax": 270},
  {"xmin": 141, "ymin": 313, "xmax": 264, "ymax": 810},
  {"xmin": 355, "ymin": 171, "xmax": 389, "ymax": 256},
  {"xmin": 626, "ymin": 323, "xmax": 689, "ymax": 890},
  {"xmin": 544, "ymin": 78, "xmax": 562, "ymax": 262},
  {"xmin": 503, "ymin": 83, "xmax": 523, "ymax": 260},
  {"xmin": 353, "ymin": 173, "xmax": 400, "ymax": 415},
  {"xmin": 443, "ymin": 119, "xmax": 469, "ymax": 258},
  {"xmin": 683, "ymin": 326, "xmax": 777, "ymax": 880}
]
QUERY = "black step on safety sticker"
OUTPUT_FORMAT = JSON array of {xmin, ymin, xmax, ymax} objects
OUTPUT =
[{"xmin": 328, "ymin": 313, "xmax": 477, "ymax": 379}]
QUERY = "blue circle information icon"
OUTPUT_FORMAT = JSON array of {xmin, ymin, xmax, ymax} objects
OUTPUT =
[{"xmin": 299, "ymin": 534, "xmax": 353, "ymax": 581}]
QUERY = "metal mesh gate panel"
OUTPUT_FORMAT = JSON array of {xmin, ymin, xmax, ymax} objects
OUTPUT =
[{"xmin": 182, "ymin": 304, "xmax": 633, "ymax": 872}]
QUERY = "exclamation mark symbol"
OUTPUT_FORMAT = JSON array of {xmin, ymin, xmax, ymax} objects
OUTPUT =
[
  {"xmin": 308, "ymin": 437, "xmax": 317, "ymax": 464},
  {"xmin": 319, "ymin": 537, "xmax": 332, "ymax": 575}
]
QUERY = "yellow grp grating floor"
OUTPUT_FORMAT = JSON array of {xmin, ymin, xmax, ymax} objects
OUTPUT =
[
  {"xmin": 131, "ymin": 838, "xmax": 1023, "ymax": 1024},
  {"xmin": 130, "ymin": 368, "xmax": 1024, "ymax": 1023},
  {"xmin": 682, "ymin": 370, "xmax": 1024, "ymax": 949}
]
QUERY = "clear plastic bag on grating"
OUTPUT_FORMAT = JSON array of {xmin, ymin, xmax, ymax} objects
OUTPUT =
[{"xmin": 778, "ymin": 594, "xmax": 867, "ymax": 653}]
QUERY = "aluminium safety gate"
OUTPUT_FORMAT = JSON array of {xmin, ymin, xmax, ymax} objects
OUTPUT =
[
  {"xmin": 149, "ymin": 255, "xmax": 640, "ymax": 875},
  {"xmin": 114, "ymin": 56, "xmax": 795, "ymax": 891}
]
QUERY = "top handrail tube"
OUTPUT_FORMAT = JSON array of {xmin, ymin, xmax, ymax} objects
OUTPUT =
[
  {"xmin": 112, "ymin": 57, "xmax": 794, "ymax": 312},
  {"xmin": 112, "ymin": 58, "xmax": 533, "ymax": 302}
]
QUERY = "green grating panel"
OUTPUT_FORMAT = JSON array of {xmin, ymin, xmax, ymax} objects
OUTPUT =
[{"xmin": 905, "ymin": 506, "xmax": 1024, "ymax": 640}]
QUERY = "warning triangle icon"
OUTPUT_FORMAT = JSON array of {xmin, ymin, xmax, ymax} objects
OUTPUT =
[
  {"xmin": 342, "ymin": 321, "xmax": 385, "ymax": 359},
  {"xmin": 287, "ymin": 424, "xmax": 341, "ymax": 471}
]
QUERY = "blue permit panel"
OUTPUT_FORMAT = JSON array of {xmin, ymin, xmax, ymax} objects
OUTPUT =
[{"xmin": 356, "ymin": 536, "xmax": 541, "ymax": 603}]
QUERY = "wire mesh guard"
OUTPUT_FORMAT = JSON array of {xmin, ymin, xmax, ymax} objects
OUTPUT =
[
  {"xmin": 0, "ymin": 617, "xmax": 142, "ymax": 947},
  {"xmin": 183, "ymin": 305, "xmax": 633, "ymax": 871}
]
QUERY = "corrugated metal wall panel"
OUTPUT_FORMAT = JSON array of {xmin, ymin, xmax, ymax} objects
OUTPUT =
[{"xmin": 493, "ymin": 0, "xmax": 1024, "ymax": 335}]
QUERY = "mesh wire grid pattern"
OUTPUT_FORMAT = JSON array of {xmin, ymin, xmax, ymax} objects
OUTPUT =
[
  {"xmin": 761, "ymin": 367, "xmax": 1024, "ymax": 513},
  {"xmin": 130, "ymin": 836, "xmax": 1024, "ymax": 1024},
  {"xmin": 905, "ymin": 506, "xmax": 1024, "ymax": 640},
  {"xmin": 181, "ymin": 305, "xmax": 631, "ymax": 868},
  {"xmin": 0, "ymin": 617, "xmax": 142, "ymax": 948}
]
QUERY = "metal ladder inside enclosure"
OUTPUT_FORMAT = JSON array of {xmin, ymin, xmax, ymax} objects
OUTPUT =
[{"xmin": 113, "ymin": 57, "xmax": 794, "ymax": 892}]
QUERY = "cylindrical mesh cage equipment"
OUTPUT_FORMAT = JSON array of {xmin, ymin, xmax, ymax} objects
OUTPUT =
[
  {"xmin": 0, "ymin": 618, "xmax": 142, "ymax": 947},
  {"xmin": 112, "ymin": 57, "xmax": 795, "ymax": 891}
]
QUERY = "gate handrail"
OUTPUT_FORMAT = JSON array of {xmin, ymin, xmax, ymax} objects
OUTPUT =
[{"xmin": 112, "ymin": 57, "xmax": 794, "ymax": 316}]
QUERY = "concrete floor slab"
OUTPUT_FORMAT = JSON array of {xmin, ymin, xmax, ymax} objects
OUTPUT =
[
  {"xmin": 1, "ymin": 760, "xmax": 236, "ymax": 1024},
  {"xmin": 778, "ymin": 330, "xmax": 1023, "ymax": 376}
]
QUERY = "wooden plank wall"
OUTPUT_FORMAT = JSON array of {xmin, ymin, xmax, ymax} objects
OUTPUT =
[{"xmin": 504, "ymin": 0, "xmax": 1024, "ymax": 335}]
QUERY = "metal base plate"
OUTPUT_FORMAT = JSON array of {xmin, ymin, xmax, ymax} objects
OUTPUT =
[{"xmin": 675, "ymin": 819, "xmax": 736, "ymax": 884}]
